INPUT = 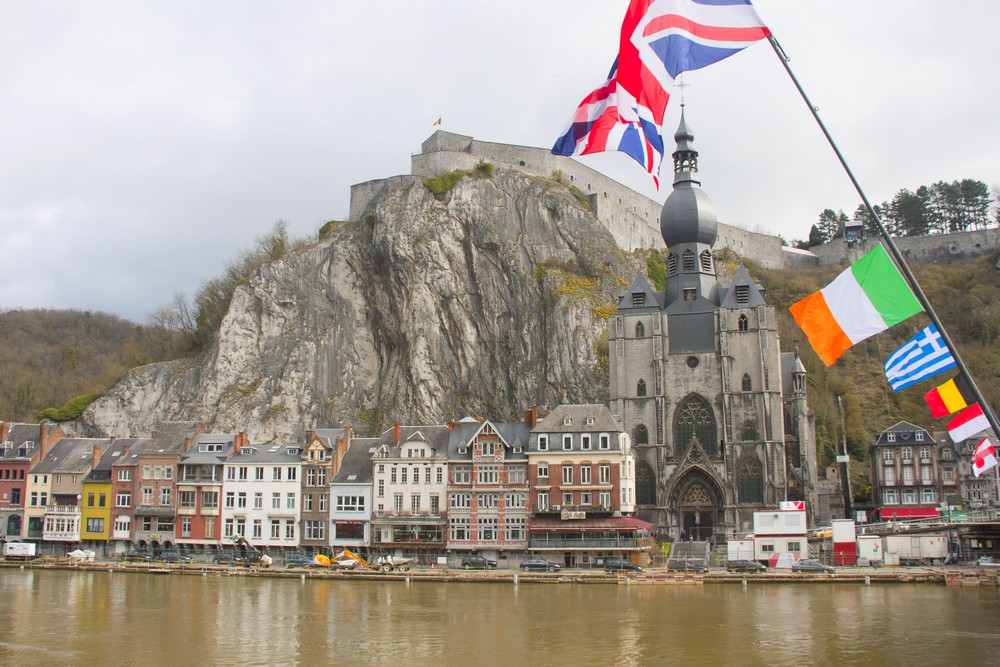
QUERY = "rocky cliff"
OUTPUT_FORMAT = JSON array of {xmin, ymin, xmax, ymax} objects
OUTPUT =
[{"xmin": 79, "ymin": 169, "xmax": 641, "ymax": 441}]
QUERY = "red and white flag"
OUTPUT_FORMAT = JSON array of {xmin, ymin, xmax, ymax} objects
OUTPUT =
[
  {"xmin": 972, "ymin": 437, "xmax": 997, "ymax": 477},
  {"xmin": 947, "ymin": 402, "xmax": 990, "ymax": 443}
]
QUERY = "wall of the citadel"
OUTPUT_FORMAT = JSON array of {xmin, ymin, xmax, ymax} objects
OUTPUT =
[
  {"xmin": 808, "ymin": 227, "xmax": 1000, "ymax": 267},
  {"xmin": 349, "ymin": 131, "xmax": 819, "ymax": 270}
]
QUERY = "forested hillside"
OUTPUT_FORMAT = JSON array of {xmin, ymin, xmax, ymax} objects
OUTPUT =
[
  {"xmin": 756, "ymin": 251, "xmax": 1000, "ymax": 497},
  {"xmin": 0, "ymin": 309, "xmax": 187, "ymax": 422}
]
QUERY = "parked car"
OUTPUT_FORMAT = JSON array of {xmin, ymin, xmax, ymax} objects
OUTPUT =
[
  {"xmin": 520, "ymin": 559, "xmax": 561, "ymax": 572},
  {"xmin": 603, "ymin": 558, "xmax": 642, "ymax": 573},
  {"xmin": 155, "ymin": 550, "xmax": 194, "ymax": 563},
  {"xmin": 461, "ymin": 555, "xmax": 497, "ymax": 570},
  {"xmin": 121, "ymin": 550, "xmax": 152, "ymax": 562},
  {"xmin": 284, "ymin": 553, "xmax": 312, "ymax": 568},
  {"xmin": 213, "ymin": 552, "xmax": 244, "ymax": 565},
  {"xmin": 667, "ymin": 559, "xmax": 706, "ymax": 572},
  {"xmin": 792, "ymin": 559, "xmax": 835, "ymax": 573},
  {"xmin": 727, "ymin": 560, "xmax": 767, "ymax": 573}
]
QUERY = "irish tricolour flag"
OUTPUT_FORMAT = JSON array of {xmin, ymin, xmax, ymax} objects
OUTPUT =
[{"xmin": 789, "ymin": 245, "xmax": 923, "ymax": 366}]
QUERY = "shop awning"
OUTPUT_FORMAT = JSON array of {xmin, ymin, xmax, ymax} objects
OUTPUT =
[
  {"xmin": 880, "ymin": 506, "xmax": 940, "ymax": 519},
  {"xmin": 529, "ymin": 517, "xmax": 654, "ymax": 533}
]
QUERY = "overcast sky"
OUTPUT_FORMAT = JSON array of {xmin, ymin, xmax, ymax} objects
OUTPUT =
[{"xmin": 2, "ymin": 1, "xmax": 998, "ymax": 322}]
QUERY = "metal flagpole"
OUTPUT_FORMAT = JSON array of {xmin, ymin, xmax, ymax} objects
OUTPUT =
[{"xmin": 766, "ymin": 35, "xmax": 1000, "ymax": 442}]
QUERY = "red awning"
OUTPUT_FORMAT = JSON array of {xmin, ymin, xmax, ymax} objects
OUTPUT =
[
  {"xmin": 529, "ymin": 517, "xmax": 654, "ymax": 532},
  {"xmin": 881, "ymin": 506, "xmax": 940, "ymax": 519}
]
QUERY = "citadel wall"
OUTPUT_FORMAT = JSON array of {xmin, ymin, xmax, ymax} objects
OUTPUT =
[{"xmin": 349, "ymin": 131, "xmax": 997, "ymax": 270}]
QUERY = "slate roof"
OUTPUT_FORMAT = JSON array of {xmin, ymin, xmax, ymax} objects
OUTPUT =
[
  {"xmin": 148, "ymin": 421, "xmax": 203, "ymax": 456},
  {"xmin": 372, "ymin": 425, "xmax": 451, "ymax": 459},
  {"xmin": 179, "ymin": 433, "xmax": 237, "ymax": 464},
  {"xmin": 718, "ymin": 265, "xmax": 767, "ymax": 309},
  {"xmin": 313, "ymin": 428, "xmax": 346, "ymax": 447},
  {"xmin": 332, "ymin": 437, "xmax": 378, "ymax": 484},
  {"xmin": 446, "ymin": 417, "xmax": 530, "ymax": 461},
  {"xmin": 0, "ymin": 423, "xmax": 46, "ymax": 460},
  {"xmin": 111, "ymin": 438, "xmax": 152, "ymax": 469},
  {"xmin": 85, "ymin": 438, "xmax": 143, "ymax": 482},
  {"xmin": 228, "ymin": 443, "xmax": 304, "ymax": 465},
  {"xmin": 531, "ymin": 404, "xmax": 624, "ymax": 435},
  {"xmin": 32, "ymin": 438, "xmax": 111, "ymax": 474}
]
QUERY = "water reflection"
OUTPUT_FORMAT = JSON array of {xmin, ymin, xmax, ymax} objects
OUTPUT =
[{"xmin": 1, "ymin": 571, "xmax": 998, "ymax": 666}]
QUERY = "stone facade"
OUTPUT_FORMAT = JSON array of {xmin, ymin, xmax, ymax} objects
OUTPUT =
[{"xmin": 607, "ymin": 113, "xmax": 817, "ymax": 542}]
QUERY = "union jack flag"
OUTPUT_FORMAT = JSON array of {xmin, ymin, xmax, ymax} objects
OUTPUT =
[{"xmin": 552, "ymin": 0, "xmax": 770, "ymax": 187}]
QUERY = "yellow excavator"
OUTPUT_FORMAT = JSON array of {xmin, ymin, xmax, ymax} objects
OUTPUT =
[{"xmin": 311, "ymin": 549, "xmax": 372, "ymax": 570}]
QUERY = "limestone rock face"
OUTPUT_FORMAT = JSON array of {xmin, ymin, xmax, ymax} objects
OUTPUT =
[{"xmin": 79, "ymin": 170, "xmax": 639, "ymax": 441}]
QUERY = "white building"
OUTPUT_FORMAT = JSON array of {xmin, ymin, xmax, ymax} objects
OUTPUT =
[
  {"xmin": 221, "ymin": 443, "xmax": 303, "ymax": 554},
  {"xmin": 329, "ymin": 437, "xmax": 377, "ymax": 550},
  {"xmin": 371, "ymin": 425, "xmax": 450, "ymax": 560}
]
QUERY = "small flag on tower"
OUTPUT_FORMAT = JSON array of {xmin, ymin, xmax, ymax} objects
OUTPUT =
[
  {"xmin": 972, "ymin": 437, "xmax": 997, "ymax": 477},
  {"xmin": 947, "ymin": 403, "xmax": 991, "ymax": 443},
  {"xmin": 433, "ymin": 117, "xmax": 442, "ymax": 127},
  {"xmin": 924, "ymin": 375, "xmax": 975, "ymax": 418}
]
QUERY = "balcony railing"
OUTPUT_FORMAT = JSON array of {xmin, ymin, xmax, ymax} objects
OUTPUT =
[
  {"xmin": 44, "ymin": 505, "xmax": 81, "ymax": 515},
  {"xmin": 528, "ymin": 536, "xmax": 644, "ymax": 550}
]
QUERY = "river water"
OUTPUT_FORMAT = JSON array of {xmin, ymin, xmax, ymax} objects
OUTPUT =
[{"xmin": 1, "ymin": 569, "xmax": 998, "ymax": 666}]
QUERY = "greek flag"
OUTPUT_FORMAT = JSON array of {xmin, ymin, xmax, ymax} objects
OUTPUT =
[{"xmin": 884, "ymin": 324, "xmax": 956, "ymax": 391}]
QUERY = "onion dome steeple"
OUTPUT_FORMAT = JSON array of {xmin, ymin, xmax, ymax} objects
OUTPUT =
[{"xmin": 659, "ymin": 106, "xmax": 718, "ymax": 249}]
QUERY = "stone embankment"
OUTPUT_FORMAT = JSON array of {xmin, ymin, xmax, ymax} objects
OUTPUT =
[{"xmin": 5, "ymin": 558, "xmax": 998, "ymax": 586}]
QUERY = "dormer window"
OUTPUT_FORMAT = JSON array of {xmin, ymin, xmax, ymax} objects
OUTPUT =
[
  {"xmin": 563, "ymin": 416, "xmax": 572, "ymax": 427},
  {"xmin": 240, "ymin": 447, "xmax": 252, "ymax": 455},
  {"xmin": 586, "ymin": 414, "xmax": 595, "ymax": 426}
]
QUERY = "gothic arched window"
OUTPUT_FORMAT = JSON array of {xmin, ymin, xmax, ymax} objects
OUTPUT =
[
  {"xmin": 637, "ymin": 379, "xmax": 647, "ymax": 397},
  {"xmin": 742, "ymin": 373, "xmax": 752, "ymax": 392},
  {"xmin": 636, "ymin": 461, "xmax": 657, "ymax": 505},
  {"xmin": 674, "ymin": 394, "xmax": 717, "ymax": 455},
  {"xmin": 682, "ymin": 250, "xmax": 696, "ymax": 272},
  {"xmin": 738, "ymin": 313, "xmax": 749, "ymax": 332},
  {"xmin": 635, "ymin": 321, "xmax": 645, "ymax": 338},
  {"xmin": 742, "ymin": 420, "xmax": 759, "ymax": 441},
  {"xmin": 738, "ymin": 457, "xmax": 764, "ymax": 504},
  {"xmin": 634, "ymin": 424, "xmax": 649, "ymax": 445}
]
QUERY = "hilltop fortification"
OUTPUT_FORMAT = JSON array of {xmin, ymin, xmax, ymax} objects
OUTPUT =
[
  {"xmin": 351, "ymin": 131, "xmax": 1000, "ymax": 270},
  {"xmin": 350, "ymin": 131, "xmax": 807, "ymax": 270}
]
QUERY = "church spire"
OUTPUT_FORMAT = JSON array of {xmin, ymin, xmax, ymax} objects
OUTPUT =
[{"xmin": 672, "ymin": 104, "xmax": 699, "ymax": 185}]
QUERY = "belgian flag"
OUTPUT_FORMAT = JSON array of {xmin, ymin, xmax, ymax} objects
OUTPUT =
[{"xmin": 924, "ymin": 375, "xmax": 975, "ymax": 418}]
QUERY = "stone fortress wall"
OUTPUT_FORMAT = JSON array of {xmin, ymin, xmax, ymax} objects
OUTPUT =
[{"xmin": 349, "ymin": 131, "xmax": 998, "ymax": 270}]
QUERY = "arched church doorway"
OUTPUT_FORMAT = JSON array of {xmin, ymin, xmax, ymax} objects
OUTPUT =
[{"xmin": 676, "ymin": 478, "xmax": 720, "ymax": 542}]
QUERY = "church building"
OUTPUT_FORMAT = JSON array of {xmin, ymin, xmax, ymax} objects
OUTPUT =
[{"xmin": 608, "ymin": 110, "xmax": 817, "ymax": 541}]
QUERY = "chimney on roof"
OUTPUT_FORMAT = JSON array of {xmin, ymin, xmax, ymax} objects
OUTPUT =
[
  {"xmin": 92, "ymin": 444, "xmax": 102, "ymax": 470},
  {"xmin": 393, "ymin": 423, "xmax": 400, "ymax": 446},
  {"xmin": 525, "ymin": 405, "xmax": 538, "ymax": 428},
  {"xmin": 1, "ymin": 421, "xmax": 9, "ymax": 444},
  {"xmin": 306, "ymin": 429, "xmax": 316, "ymax": 444},
  {"xmin": 333, "ymin": 425, "xmax": 352, "ymax": 475}
]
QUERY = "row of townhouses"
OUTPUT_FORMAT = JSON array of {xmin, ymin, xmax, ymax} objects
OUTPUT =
[{"xmin": 0, "ymin": 405, "xmax": 653, "ymax": 568}]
